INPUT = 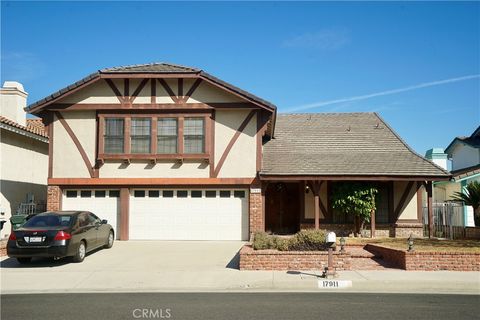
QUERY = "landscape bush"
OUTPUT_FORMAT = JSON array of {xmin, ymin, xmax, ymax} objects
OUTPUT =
[{"xmin": 252, "ymin": 229, "xmax": 329, "ymax": 251}]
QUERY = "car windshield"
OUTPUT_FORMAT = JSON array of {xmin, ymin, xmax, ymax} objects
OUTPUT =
[{"xmin": 23, "ymin": 215, "xmax": 73, "ymax": 228}]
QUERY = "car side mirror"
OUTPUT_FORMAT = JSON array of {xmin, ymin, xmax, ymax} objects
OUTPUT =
[{"xmin": 101, "ymin": 219, "xmax": 108, "ymax": 224}]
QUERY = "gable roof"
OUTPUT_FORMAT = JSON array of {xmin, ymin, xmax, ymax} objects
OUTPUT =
[
  {"xmin": 26, "ymin": 62, "xmax": 276, "ymax": 113},
  {"xmin": 445, "ymin": 125, "xmax": 480, "ymax": 154},
  {"xmin": 261, "ymin": 112, "xmax": 450, "ymax": 180},
  {"xmin": 451, "ymin": 163, "xmax": 480, "ymax": 181},
  {"xmin": 0, "ymin": 116, "xmax": 48, "ymax": 142}
]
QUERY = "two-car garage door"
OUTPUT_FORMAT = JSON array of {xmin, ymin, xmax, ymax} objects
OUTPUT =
[
  {"xmin": 62, "ymin": 189, "xmax": 249, "ymax": 241},
  {"xmin": 130, "ymin": 189, "xmax": 249, "ymax": 240}
]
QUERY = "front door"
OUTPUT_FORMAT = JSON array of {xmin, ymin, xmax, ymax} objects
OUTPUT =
[{"xmin": 265, "ymin": 183, "xmax": 301, "ymax": 234}]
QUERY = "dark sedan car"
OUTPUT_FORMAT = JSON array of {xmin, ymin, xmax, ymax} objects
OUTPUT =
[{"xmin": 7, "ymin": 211, "xmax": 114, "ymax": 264}]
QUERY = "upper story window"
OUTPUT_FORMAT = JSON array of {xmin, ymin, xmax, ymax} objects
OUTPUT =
[
  {"xmin": 104, "ymin": 118, "xmax": 124, "ymax": 154},
  {"xmin": 157, "ymin": 118, "xmax": 177, "ymax": 154},
  {"xmin": 131, "ymin": 118, "xmax": 151, "ymax": 154},
  {"xmin": 184, "ymin": 118, "xmax": 205, "ymax": 154}
]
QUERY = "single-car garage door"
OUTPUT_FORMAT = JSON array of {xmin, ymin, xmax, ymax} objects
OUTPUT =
[
  {"xmin": 62, "ymin": 190, "xmax": 120, "ymax": 238},
  {"xmin": 129, "ymin": 189, "xmax": 249, "ymax": 240}
]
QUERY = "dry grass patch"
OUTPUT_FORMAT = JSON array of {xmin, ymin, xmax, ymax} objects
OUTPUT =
[{"xmin": 340, "ymin": 237, "xmax": 480, "ymax": 253}]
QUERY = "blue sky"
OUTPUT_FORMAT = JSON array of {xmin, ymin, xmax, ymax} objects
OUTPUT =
[{"xmin": 1, "ymin": 1, "xmax": 479, "ymax": 155}]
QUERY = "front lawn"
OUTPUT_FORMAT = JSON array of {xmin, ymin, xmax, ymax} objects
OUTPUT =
[{"xmin": 342, "ymin": 237, "xmax": 480, "ymax": 253}]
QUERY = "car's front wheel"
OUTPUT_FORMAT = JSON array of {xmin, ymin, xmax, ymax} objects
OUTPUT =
[
  {"xmin": 72, "ymin": 241, "xmax": 86, "ymax": 263},
  {"xmin": 17, "ymin": 257, "xmax": 32, "ymax": 264},
  {"xmin": 105, "ymin": 230, "xmax": 114, "ymax": 249}
]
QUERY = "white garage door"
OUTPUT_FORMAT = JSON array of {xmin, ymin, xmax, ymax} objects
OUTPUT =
[
  {"xmin": 130, "ymin": 189, "xmax": 249, "ymax": 240},
  {"xmin": 62, "ymin": 190, "xmax": 120, "ymax": 238}
]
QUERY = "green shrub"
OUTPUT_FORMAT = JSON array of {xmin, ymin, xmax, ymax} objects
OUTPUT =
[{"xmin": 252, "ymin": 232, "xmax": 274, "ymax": 250}]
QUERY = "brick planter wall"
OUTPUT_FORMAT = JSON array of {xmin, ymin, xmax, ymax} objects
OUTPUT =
[
  {"xmin": 366, "ymin": 244, "xmax": 480, "ymax": 271},
  {"xmin": 47, "ymin": 185, "xmax": 61, "ymax": 211},
  {"xmin": 239, "ymin": 245, "xmax": 352, "ymax": 271}
]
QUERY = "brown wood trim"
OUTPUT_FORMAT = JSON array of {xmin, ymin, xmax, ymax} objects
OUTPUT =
[
  {"xmin": 204, "ymin": 114, "xmax": 212, "ymax": 162},
  {"xmin": 48, "ymin": 177, "xmax": 255, "ymax": 186},
  {"xmin": 426, "ymin": 181, "xmax": 433, "ymax": 238},
  {"xmin": 157, "ymin": 79, "xmax": 180, "ymax": 103},
  {"xmin": 370, "ymin": 208, "xmax": 376, "ymax": 238},
  {"xmin": 48, "ymin": 102, "xmax": 258, "ymax": 111},
  {"xmin": 151, "ymin": 117, "xmax": 158, "ymax": 155},
  {"xmin": 393, "ymin": 181, "xmax": 415, "ymax": 219},
  {"xmin": 130, "ymin": 78, "xmax": 149, "ymax": 103},
  {"xmin": 98, "ymin": 115, "xmax": 105, "ymax": 155},
  {"xmin": 150, "ymin": 79, "xmax": 156, "ymax": 104},
  {"xmin": 210, "ymin": 111, "xmax": 216, "ymax": 177},
  {"xmin": 105, "ymin": 79, "xmax": 125, "ymax": 104},
  {"xmin": 326, "ymin": 181, "xmax": 332, "ymax": 222},
  {"xmin": 416, "ymin": 181, "xmax": 423, "ymax": 223},
  {"xmin": 93, "ymin": 111, "xmax": 100, "ymax": 178},
  {"xmin": 183, "ymin": 78, "xmax": 203, "ymax": 103},
  {"xmin": 98, "ymin": 153, "xmax": 209, "ymax": 160},
  {"xmin": 178, "ymin": 116, "xmax": 184, "ymax": 154},
  {"xmin": 98, "ymin": 111, "xmax": 212, "ymax": 117},
  {"xmin": 124, "ymin": 79, "xmax": 129, "ymax": 99},
  {"xmin": 214, "ymin": 110, "xmax": 256, "ymax": 177},
  {"xmin": 178, "ymin": 78, "xmax": 183, "ymax": 98},
  {"xmin": 259, "ymin": 175, "xmax": 451, "ymax": 182},
  {"xmin": 299, "ymin": 181, "xmax": 305, "ymax": 221},
  {"xmin": 54, "ymin": 111, "xmax": 95, "ymax": 178},
  {"xmin": 119, "ymin": 188, "xmax": 129, "ymax": 240},
  {"xmin": 100, "ymin": 73, "xmax": 199, "ymax": 79},
  {"xmin": 47, "ymin": 114, "xmax": 54, "ymax": 178},
  {"xmin": 124, "ymin": 117, "xmax": 131, "ymax": 154}
]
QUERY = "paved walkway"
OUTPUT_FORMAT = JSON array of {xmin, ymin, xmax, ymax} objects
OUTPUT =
[{"xmin": 1, "ymin": 241, "xmax": 479, "ymax": 294}]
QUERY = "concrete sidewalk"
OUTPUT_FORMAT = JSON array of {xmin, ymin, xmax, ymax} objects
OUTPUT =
[{"xmin": 1, "ymin": 241, "xmax": 479, "ymax": 294}]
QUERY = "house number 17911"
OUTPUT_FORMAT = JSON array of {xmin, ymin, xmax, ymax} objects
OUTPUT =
[{"xmin": 318, "ymin": 280, "xmax": 352, "ymax": 289}]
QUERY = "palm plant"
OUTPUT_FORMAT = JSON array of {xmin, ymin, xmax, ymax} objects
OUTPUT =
[{"xmin": 451, "ymin": 181, "xmax": 480, "ymax": 226}]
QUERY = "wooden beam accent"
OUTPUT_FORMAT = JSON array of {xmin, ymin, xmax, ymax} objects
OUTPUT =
[
  {"xmin": 98, "ymin": 153, "xmax": 209, "ymax": 160},
  {"xmin": 119, "ymin": 188, "xmax": 129, "ymax": 240},
  {"xmin": 98, "ymin": 115, "xmax": 105, "ymax": 155},
  {"xmin": 47, "ymin": 114, "xmax": 54, "ymax": 178},
  {"xmin": 427, "ymin": 181, "xmax": 433, "ymax": 238},
  {"xmin": 416, "ymin": 182, "xmax": 424, "ymax": 223},
  {"xmin": 150, "ymin": 79, "xmax": 156, "ymax": 104},
  {"xmin": 210, "ymin": 111, "xmax": 216, "ymax": 178},
  {"xmin": 48, "ymin": 177, "xmax": 255, "ymax": 186},
  {"xmin": 299, "ymin": 181, "xmax": 305, "ymax": 223},
  {"xmin": 370, "ymin": 209, "xmax": 376, "ymax": 238},
  {"xmin": 151, "ymin": 116, "xmax": 157, "ymax": 155},
  {"xmin": 124, "ymin": 117, "xmax": 131, "ymax": 154},
  {"xmin": 259, "ymin": 175, "xmax": 451, "ymax": 182},
  {"xmin": 183, "ymin": 78, "xmax": 202, "ymax": 103},
  {"xmin": 130, "ymin": 78, "xmax": 149, "ymax": 103},
  {"xmin": 178, "ymin": 78, "xmax": 183, "ymax": 97},
  {"xmin": 105, "ymin": 79, "xmax": 125, "ymax": 104},
  {"xmin": 393, "ymin": 181, "xmax": 415, "ymax": 219},
  {"xmin": 100, "ymin": 73, "xmax": 199, "ymax": 79},
  {"xmin": 178, "ymin": 116, "xmax": 184, "ymax": 154},
  {"xmin": 48, "ymin": 102, "xmax": 257, "ymax": 111},
  {"xmin": 310, "ymin": 181, "xmax": 323, "ymax": 230},
  {"xmin": 124, "ymin": 79, "xmax": 129, "ymax": 99},
  {"xmin": 158, "ymin": 79, "xmax": 180, "ymax": 103},
  {"xmin": 213, "ymin": 110, "xmax": 256, "ymax": 178},
  {"xmin": 93, "ymin": 111, "xmax": 100, "ymax": 178},
  {"xmin": 54, "ymin": 111, "xmax": 94, "ymax": 178}
]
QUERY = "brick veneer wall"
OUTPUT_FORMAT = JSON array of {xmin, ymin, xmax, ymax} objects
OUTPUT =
[
  {"xmin": 366, "ymin": 244, "xmax": 480, "ymax": 271},
  {"xmin": 249, "ymin": 190, "xmax": 263, "ymax": 235},
  {"xmin": 47, "ymin": 185, "xmax": 61, "ymax": 211},
  {"xmin": 239, "ymin": 245, "xmax": 352, "ymax": 271}
]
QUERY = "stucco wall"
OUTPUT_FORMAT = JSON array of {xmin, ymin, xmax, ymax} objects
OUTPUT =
[
  {"xmin": 450, "ymin": 143, "xmax": 480, "ymax": 171},
  {"xmin": 214, "ymin": 109, "xmax": 257, "ymax": 178},
  {"xmin": 0, "ymin": 130, "xmax": 48, "ymax": 238},
  {"xmin": 394, "ymin": 181, "xmax": 418, "ymax": 220},
  {"xmin": 52, "ymin": 111, "xmax": 96, "ymax": 178}
]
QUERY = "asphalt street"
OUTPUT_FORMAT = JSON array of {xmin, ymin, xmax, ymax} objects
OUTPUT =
[{"xmin": 1, "ymin": 292, "xmax": 478, "ymax": 320}]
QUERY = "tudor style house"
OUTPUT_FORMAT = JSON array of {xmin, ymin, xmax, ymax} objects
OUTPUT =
[{"xmin": 27, "ymin": 63, "xmax": 450, "ymax": 241}]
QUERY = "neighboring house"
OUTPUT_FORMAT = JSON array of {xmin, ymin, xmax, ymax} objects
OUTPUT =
[
  {"xmin": 426, "ymin": 126, "xmax": 480, "ymax": 227},
  {"xmin": 0, "ymin": 81, "xmax": 49, "ymax": 239},
  {"xmin": 26, "ymin": 63, "xmax": 450, "ymax": 240}
]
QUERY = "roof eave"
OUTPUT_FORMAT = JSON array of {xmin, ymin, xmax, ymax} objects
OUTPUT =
[{"xmin": 259, "ymin": 173, "xmax": 452, "ymax": 182}]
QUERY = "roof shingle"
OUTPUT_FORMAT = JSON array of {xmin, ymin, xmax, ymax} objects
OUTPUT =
[
  {"xmin": 0, "ymin": 116, "xmax": 48, "ymax": 138},
  {"xmin": 261, "ymin": 113, "xmax": 449, "ymax": 178}
]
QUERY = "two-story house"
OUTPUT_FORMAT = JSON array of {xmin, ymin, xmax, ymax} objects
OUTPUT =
[{"xmin": 26, "ymin": 63, "xmax": 450, "ymax": 241}]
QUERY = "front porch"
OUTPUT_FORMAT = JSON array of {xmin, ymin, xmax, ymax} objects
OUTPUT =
[{"xmin": 251, "ymin": 178, "xmax": 437, "ymax": 238}]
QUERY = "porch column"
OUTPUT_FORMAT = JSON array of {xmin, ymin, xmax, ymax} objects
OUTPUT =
[
  {"xmin": 426, "ymin": 181, "xmax": 433, "ymax": 238},
  {"xmin": 370, "ymin": 209, "xmax": 376, "ymax": 238},
  {"xmin": 310, "ymin": 181, "xmax": 322, "ymax": 230}
]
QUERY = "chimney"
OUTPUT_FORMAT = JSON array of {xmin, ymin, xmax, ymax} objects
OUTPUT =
[
  {"xmin": 425, "ymin": 148, "xmax": 449, "ymax": 171},
  {"xmin": 0, "ymin": 81, "xmax": 28, "ymax": 127}
]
